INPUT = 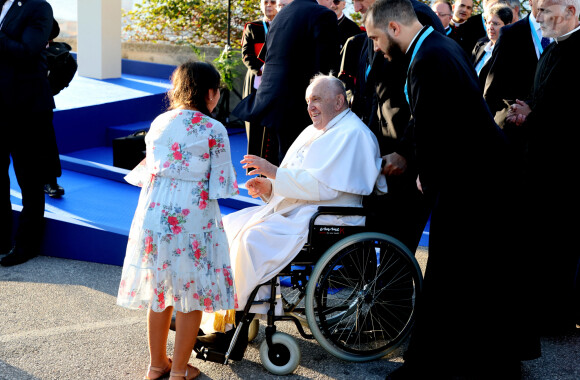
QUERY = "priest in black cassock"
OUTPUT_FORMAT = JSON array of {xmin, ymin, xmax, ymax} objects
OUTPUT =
[
  {"xmin": 507, "ymin": 0, "xmax": 580, "ymax": 335},
  {"xmin": 233, "ymin": 0, "xmax": 337, "ymax": 165},
  {"xmin": 366, "ymin": 0, "xmax": 540, "ymax": 378}
]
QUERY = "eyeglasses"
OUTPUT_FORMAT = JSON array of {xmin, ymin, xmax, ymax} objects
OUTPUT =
[
  {"xmin": 333, "ymin": 0, "xmax": 344, "ymax": 4},
  {"xmin": 487, "ymin": 21, "xmax": 504, "ymax": 27}
]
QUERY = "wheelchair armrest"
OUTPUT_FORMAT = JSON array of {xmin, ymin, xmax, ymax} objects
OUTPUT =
[{"xmin": 308, "ymin": 206, "xmax": 371, "ymax": 232}]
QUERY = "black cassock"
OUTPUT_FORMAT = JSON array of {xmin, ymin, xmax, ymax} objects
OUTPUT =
[{"xmin": 403, "ymin": 27, "xmax": 540, "ymax": 375}]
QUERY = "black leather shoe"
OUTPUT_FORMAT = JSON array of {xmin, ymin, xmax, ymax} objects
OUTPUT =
[
  {"xmin": 0, "ymin": 248, "xmax": 38, "ymax": 267},
  {"xmin": 44, "ymin": 183, "xmax": 65, "ymax": 198}
]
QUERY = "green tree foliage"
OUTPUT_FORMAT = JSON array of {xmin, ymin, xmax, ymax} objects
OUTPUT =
[{"xmin": 123, "ymin": 0, "xmax": 262, "ymax": 48}]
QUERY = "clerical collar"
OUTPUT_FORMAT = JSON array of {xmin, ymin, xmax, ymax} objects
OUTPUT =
[
  {"xmin": 337, "ymin": 14, "xmax": 345, "ymax": 23},
  {"xmin": 555, "ymin": 24, "xmax": 580, "ymax": 43}
]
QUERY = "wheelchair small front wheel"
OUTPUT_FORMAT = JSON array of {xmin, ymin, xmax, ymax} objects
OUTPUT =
[{"xmin": 259, "ymin": 332, "xmax": 301, "ymax": 375}]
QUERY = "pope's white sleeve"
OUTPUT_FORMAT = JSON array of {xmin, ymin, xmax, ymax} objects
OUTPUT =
[{"xmin": 272, "ymin": 168, "xmax": 339, "ymax": 201}]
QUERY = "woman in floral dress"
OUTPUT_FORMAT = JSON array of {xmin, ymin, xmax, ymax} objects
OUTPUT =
[{"xmin": 117, "ymin": 62, "xmax": 239, "ymax": 380}]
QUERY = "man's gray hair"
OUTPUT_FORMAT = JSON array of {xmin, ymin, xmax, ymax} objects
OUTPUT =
[
  {"xmin": 309, "ymin": 73, "xmax": 348, "ymax": 103},
  {"xmin": 364, "ymin": 0, "xmax": 417, "ymax": 31},
  {"xmin": 557, "ymin": 0, "xmax": 580, "ymax": 16}
]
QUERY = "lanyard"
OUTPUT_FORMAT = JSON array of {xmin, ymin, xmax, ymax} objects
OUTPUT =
[
  {"xmin": 263, "ymin": 21, "xmax": 268, "ymax": 35},
  {"xmin": 446, "ymin": 27, "xmax": 452, "ymax": 36},
  {"xmin": 404, "ymin": 26, "xmax": 434, "ymax": 105},
  {"xmin": 482, "ymin": 14, "xmax": 486, "ymax": 33},
  {"xmin": 529, "ymin": 17, "xmax": 544, "ymax": 56}
]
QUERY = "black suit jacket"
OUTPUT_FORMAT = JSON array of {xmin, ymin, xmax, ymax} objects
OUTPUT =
[
  {"xmin": 241, "ymin": 20, "xmax": 268, "ymax": 99},
  {"xmin": 483, "ymin": 15, "xmax": 538, "ymax": 129},
  {"xmin": 406, "ymin": 28, "xmax": 507, "ymax": 195},
  {"xmin": 350, "ymin": 0, "xmax": 444, "ymax": 157},
  {"xmin": 0, "ymin": 0, "xmax": 54, "ymax": 111},
  {"xmin": 451, "ymin": 13, "xmax": 487, "ymax": 56},
  {"xmin": 471, "ymin": 36, "xmax": 493, "ymax": 88},
  {"xmin": 232, "ymin": 0, "xmax": 337, "ymax": 136}
]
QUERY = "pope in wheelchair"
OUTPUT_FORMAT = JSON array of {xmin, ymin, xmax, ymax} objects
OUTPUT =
[{"xmin": 195, "ymin": 75, "xmax": 418, "ymax": 373}]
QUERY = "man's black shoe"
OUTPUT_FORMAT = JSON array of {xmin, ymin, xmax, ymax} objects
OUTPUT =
[
  {"xmin": 44, "ymin": 183, "xmax": 65, "ymax": 198},
  {"xmin": 0, "ymin": 248, "xmax": 38, "ymax": 267}
]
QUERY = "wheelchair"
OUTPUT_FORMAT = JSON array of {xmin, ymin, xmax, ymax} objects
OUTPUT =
[{"xmin": 194, "ymin": 206, "xmax": 423, "ymax": 375}]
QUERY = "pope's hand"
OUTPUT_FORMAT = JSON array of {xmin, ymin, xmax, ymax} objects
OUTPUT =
[
  {"xmin": 241, "ymin": 155, "xmax": 278, "ymax": 179},
  {"xmin": 246, "ymin": 177, "xmax": 272, "ymax": 199}
]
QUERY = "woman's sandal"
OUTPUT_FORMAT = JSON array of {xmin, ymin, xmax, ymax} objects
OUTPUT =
[
  {"xmin": 144, "ymin": 358, "xmax": 172, "ymax": 380},
  {"xmin": 169, "ymin": 363, "xmax": 201, "ymax": 380}
]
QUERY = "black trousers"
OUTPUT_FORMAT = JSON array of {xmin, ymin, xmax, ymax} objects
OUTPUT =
[{"xmin": 2, "ymin": 109, "xmax": 53, "ymax": 253}]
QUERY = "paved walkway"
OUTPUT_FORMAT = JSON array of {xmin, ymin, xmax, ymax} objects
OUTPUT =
[{"xmin": 0, "ymin": 249, "xmax": 578, "ymax": 380}]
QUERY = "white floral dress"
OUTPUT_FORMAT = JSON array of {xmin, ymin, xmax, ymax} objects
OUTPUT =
[{"xmin": 117, "ymin": 109, "xmax": 239, "ymax": 313}]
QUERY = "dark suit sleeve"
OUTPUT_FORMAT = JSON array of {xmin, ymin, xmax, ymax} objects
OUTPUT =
[
  {"xmin": 0, "ymin": 2, "xmax": 53, "ymax": 62},
  {"xmin": 311, "ymin": 10, "xmax": 339, "ymax": 75},
  {"xmin": 241, "ymin": 23, "xmax": 264, "ymax": 75}
]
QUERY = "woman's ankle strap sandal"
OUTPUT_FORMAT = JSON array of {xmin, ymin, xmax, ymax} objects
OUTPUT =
[{"xmin": 169, "ymin": 364, "xmax": 201, "ymax": 380}]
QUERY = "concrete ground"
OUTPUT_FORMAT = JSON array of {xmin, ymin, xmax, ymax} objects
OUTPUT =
[{"xmin": 1, "ymin": 248, "xmax": 578, "ymax": 380}]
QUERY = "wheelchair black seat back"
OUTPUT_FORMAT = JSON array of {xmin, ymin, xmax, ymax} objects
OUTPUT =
[{"xmin": 195, "ymin": 205, "xmax": 424, "ymax": 375}]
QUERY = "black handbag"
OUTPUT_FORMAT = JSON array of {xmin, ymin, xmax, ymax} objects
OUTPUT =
[{"xmin": 112, "ymin": 130, "xmax": 147, "ymax": 170}]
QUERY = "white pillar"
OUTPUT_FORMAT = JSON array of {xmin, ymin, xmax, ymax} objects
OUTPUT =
[{"xmin": 77, "ymin": 0, "xmax": 122, "ymax": 79}]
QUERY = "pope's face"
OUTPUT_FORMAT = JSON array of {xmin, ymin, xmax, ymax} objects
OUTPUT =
[
  {"xmin": 536, "ymin": 0, "xmax": 575, "ymax": 38},
  {"xmin": 306, "ymin": 81, "xmax": 339, "ymax": 130}
]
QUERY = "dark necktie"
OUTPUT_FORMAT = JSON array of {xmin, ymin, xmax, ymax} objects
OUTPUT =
[{"xmin": 541, "ymin": 37, "xmax": 550, "ymax": 50}]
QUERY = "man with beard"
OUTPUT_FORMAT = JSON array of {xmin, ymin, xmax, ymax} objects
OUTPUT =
[
  {"xmin": 507, "ymin": 0, "xmax": 580, "ymax": 335},
  {"xmin": 338, "ymin": 0, "xmax": 442, "ymax": 256},
  {"xmin": 365, "ymin": 0, "xmax": 540, "ymax": 378}
]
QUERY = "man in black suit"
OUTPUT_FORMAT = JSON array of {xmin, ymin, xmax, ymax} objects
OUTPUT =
[
  {"xmin": 450, "ymin": 0, "xmax": 486, "ymax": 55},
  {"xmin": 507, "ymin": 0, "xmax": 580, "ymax": 335},
  {"xmin": 240, "ymin": 0, "xmax": 278, "ymax": 164},
  {"xmin": 0, "ymin": 0, "xmax": 55, "ymax": 266},
  {"xmin": 332, "ymin": 0, "xmax": 363, "ymax": 52},
  {"xmin": 346, "ymin": 0, "xmax": 443, "ymax": 254},
  {"xmin": 366, "ymin": 0, "xmax": 540, "ymax": 377},
  {"xmin": 232, "ymin": 0, "xmax": 337, "ymax": 164}
]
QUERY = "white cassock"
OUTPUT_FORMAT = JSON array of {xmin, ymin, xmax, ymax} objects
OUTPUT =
[{"xmin": 225, "ymin": 109, "xmax": 387, "ymax": 315}]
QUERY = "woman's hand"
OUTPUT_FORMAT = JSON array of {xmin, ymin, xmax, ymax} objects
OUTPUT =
[
  {"xmin": 246, "ymin": 177, "xmax": 272, "ymax": 199},
  {"xmin": 241, "ymin": 155, "xmax": 278, "ymax": 179},
  {"xmin": 506, "ymin": 99, "xmax": 531, "ymax": 126}
]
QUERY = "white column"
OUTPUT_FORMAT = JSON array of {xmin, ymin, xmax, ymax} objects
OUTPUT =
[{"xmin": 77, "ymin": 0, "xmax": 122, "ymax": 79}]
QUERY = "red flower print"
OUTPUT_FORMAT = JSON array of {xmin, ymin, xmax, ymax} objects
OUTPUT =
[
  {"xmin": 185, "ymin": 282, "xmax": 190, "ymax": 289},
  {"xmin": 171, "ymin": 142, "xmax": 179, "ymax": 151},
  {"xmin": 145, "ymin": 244, "xmax": 153, "ymax": 254},
  {"xmin": 173, "ymin": 151, "xmax": 182, "ymax": 160},
  {"xmin": 199, "ymin": 200, "xmax": 207, "ymax": 210},
  {"xmin": 171, "ymin": 225, "xmax": 182, "ymax": 234},
  {"xmin": 168, "ymin": 216, "xmax": 179, "ymax": 226},
  {"xmin": 219, "ymin": 176, "xmax": 225, "ymax": 183},
  {"xmin": 163, "ymin": 161, "xmax": 170, "ymax": 168},
  {"xmin": 163, "ymin": 263, "xmax": 168, "ymax": 269},
  {"xmin": 204, "ymin": 298, "xmax": 212, "ymax": 307},
  {"xmin": 206, "ymin": 122, "xmax": 213, "ymax": 128},
  {"xmin": 182, "ymin": 209, "xmax": 190, "ymax": 216},
  {"xmin": 200, "ymin": 190, "xmax": 209, "ymax": 200},
  {"xmin": 149, "ymin": 202, "xmax": 156, "ymax": 208},
  {"xmin": 215, "ymin": 294, "xmax": 220, "ymax": 301},
  {"xmin": 203, "ymin": 153, "xmax": 210, "ymax": 159},
  {"xmin": 193, "ymin": 293, "xmax": 199, "ymax": 300},
  {"xmin": 145, "ymin": 236, "xmax": 153, "ymax": 244},
  {"xmin": 194, "ymin": 249, "xmax": 201, "ymax": 259},
  {"xmin": 192, "ymin": 240, "xmax": 199, "ymax": 250},
  {"xmin": 192, "ymin": 115, "xmax": 202, "ymax": 123},
  {"xmin": 223, "ymin": 268, "xmax": 229, "ymax": 276},
  {"xmin": 208, "ymin": 138, "xmax": 217, "ymax": 148}
]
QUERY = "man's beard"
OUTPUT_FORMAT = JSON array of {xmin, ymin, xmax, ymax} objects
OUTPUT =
[{"xmin": 385, "ymin": 33, "xmax": 405, "ymax": 62}]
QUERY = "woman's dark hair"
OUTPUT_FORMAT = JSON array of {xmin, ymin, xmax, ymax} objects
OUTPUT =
[
  {"xmin": 488, "ymin": 4, "xmax": 513, "ymax": 26},
  {"xmin": 168, "ymin": 61, "xmax": 221, "ymax": 116}
]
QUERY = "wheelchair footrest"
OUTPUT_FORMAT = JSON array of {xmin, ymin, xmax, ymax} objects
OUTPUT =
[{"xmin": 195, "ymin": 347, "xmax": 228, "ymax": 365}]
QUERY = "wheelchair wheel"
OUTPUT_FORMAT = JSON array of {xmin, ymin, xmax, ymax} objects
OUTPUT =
[
  {"xmin": 259, "ymin": 332, "xmax": 301, "ymax": 375},
  {"xmin": 305, "ymin": 232, "xmax": 422, "ymax": 362}
]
